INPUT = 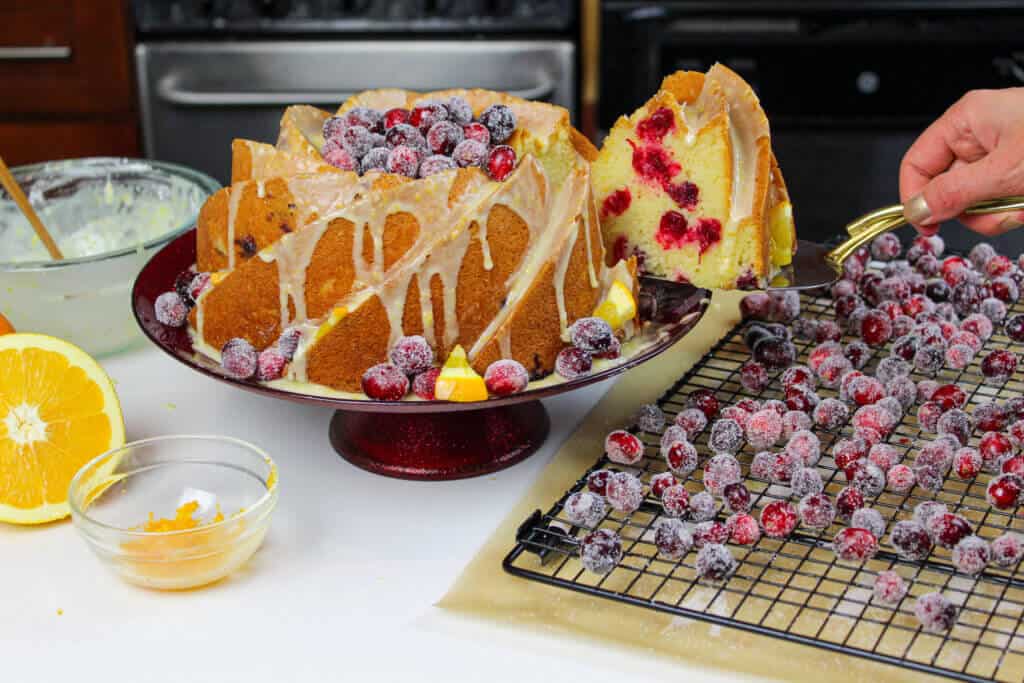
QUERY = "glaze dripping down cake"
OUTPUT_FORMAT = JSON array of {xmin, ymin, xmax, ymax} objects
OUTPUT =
[
  {"xmin": 592, "ymin": 64, "xmax": 796, "ymax": 289},
  {"xmin": 184, "ymin": 88, "xmax": 640, "ymax": 396}
]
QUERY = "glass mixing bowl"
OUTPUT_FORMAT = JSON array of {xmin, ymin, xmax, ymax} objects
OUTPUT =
[
  {"xmin": 68, "ymin": 435, "xmax": 278, "ymax": 591},
  {"xmin": 0, "ymin": 158, "xmax": 220, "ymax": 356}
]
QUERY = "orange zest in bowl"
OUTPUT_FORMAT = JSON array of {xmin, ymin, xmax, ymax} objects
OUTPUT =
[{"xmin": 141, "ymin": 500, "xmax": 224, "ymax": 532}]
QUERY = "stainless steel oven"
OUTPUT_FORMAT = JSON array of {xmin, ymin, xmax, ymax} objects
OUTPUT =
[{"xmin": 133, "ymin": 1, "xmax": 577, "ymax": 184}]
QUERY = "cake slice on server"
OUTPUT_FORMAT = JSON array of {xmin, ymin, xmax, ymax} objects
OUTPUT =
[{"xmin": 592, "ymin": 63, "xmax": 795, "ymax": 289}]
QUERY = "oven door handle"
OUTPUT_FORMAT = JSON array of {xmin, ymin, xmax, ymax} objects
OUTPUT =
[{"xmin": 156, "ymin": 73, "xmax": 555, "ymax": 107}]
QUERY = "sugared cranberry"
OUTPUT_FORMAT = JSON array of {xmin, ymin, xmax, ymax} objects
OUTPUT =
[
  {"xmin": 835, "ymin": 486, "xmax": 865, "ymax": 522},
  {"xmin": 980, "ymin": 431, "xmax": 1015, "ymax": 472},
  {"xmin": 953, "ymin": 447, "xmax": 982, "ymax": 479},
  {"xmin": 874, "ymin": 570, "xmax": 908, "ymax": 605},
  {"xmin": 386, "ymin": 145, "xmax": 421, "ymax": 176},
  {"xmin": 653, "ymin": 518, "xmax": 693, "ymax": 560},
  {"xmin": 688, "ymin": 389, "xmax": 720, "ymax": 419},
  {"xmin": 982, "ymin": 349, "xmax": 1019, "ymax": 384},
  {"xmin": 728, "ymin": 513, "xmax": 761, "ymax": 545},
  {"xmin": 452, "ymin": 139, "xmax": 489, "ymax": 169},
  {"xmin": 409, "ymin": 101, "xmax": 449, "ymax": 133},
  {"xmin": 761, "ymin": 500, "xmax": 798, "ymax": 538},
  {"xmin": 579, "ymin": 528, "xmax": 622, "ymax": 575},
  {"xmin": 1004, "ymin": 454, "xmax": 1024, "ymax": 476},
  {"xmin": 605, "ymin": 472, "xmax": 644, "ymax": 513},
  {"xmin": 564, "ymin": 491, "xmax": 606, "ymax": 528},
  {"xmin": 425, "ymin": 120, "xmax": 464, "ymax": 155},
  {"xmin": 915, "ymin": 592, "xmax": 957, "ymax": 633},
  {"xmin": 604, "ymin": 430, "xmax": 644, "ymax": 465},
  {"xmin": 221, "ymin": 338, "xmax": 258, "ymax": 379},
  {"xmin": 383, "ymin": 108, "xmax": 410, "ymax": 130},
  {"xmin": 419, "ymin": 154, "xmax": 457, "ymax": 177},
  {"xmin": 798, "ymin": 493, "xmax": 835, "ymax": 529},
  {"xmin": 486, "ymin": 145, "xmax": 517, "ymax": 181},
  {"xmin": 834, "ymin": 527, "xmax": 879, "ymax": 562},
  {"xmin": 586, "ymin": 469, "xmax": 612, "ymax": 495},
  {"xmin": 991, "ymin": 532, "xmax": 1024, "ymax": 567},
  {"xmin": 478, "ymin": 103, "xmax": 516, "ymax": 143},
  {"xmin": 389, "ymin": 335, "xmax": 434, "ymax": 375},
  {"xmin": 154, "ymin": 291, "xmax": 188, "ymax": 327},
  {"xmin": 890, "ymin": 519, "xmax": 934, "ymax": 560},
  {"xmin": 931, "ymin": 384, "xmax": 966, "ymax": 412},
  {"xmin": 696, "ymin": 543, "xmax": 737, "ymax": 581},
  {"xmin": 887, "ymin": 464, "xmax": 916, "ymax": 492},
  {"xmin": 987, "ymin": 473, "xmax": 1023, "ymax": 510},
  {"xmin": 650, "ymin": 472, "xmax": 677, "ymax": 499},
  {"xmin": 952, "ymin": 535, "xmax": 991, "ymax": 575},
  {"xmin": 412, "ymin": 367, "xmax": 441, "ymax": 400},
  {"xmin": 257, "ymin": 347, "xmax": 287, "ymax": 381},
  {"xmin": 555, "ymin": 347, "xmax": 592, "ymax": 379},
  {"xmin": 693, "ymin": 520, "xmax": 730, "ymax": 548},
  {"xmin": 661, "ymin": 483, "xmax": 690, "ymax": 518},
  {"xmin": 361, "ymin": 362, "xmax": 409, "ymax": 400},
  {"xmin": 462, "ymin": 121, "xmax": 490, "ymax": 145},
  {"xmin": 857, "ymin": 310, "xmax": 891, "ymax": 346},
  {"xmin": 926, "ymin": 513, "xmax": 972, "ymax": 548},
  {"xmin": 1006, "ymin": 314, "xmax": 1024, "ymax": 342}
]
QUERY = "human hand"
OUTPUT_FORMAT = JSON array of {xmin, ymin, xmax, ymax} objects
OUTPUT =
[{"xmin": 899, "ymin": 87, "xmax": 1024, "ymax": 236}]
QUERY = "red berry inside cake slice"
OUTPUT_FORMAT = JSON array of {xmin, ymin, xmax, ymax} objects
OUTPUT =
[{"xmin": 593, "ymin": 64, "xmax": 795, "ymax": 289}]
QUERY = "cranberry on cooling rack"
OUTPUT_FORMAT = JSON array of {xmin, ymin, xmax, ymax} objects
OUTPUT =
[
  {"xmin": 740, "ymin": 360, "xmax": 770, "ymax": 392},
  {"xmin": 953, "ymin": 447, "xmax": 983, "ymax": 480},
  {"xmin": 952, "ymin": 535, "xmax": 991, "ymax": 575},
  {"xmin": 727, "ymin": 513, "xmax": 761, "ymax": 545},
  {"xmin": 753, "ymin": 336, "xmax": 797, "ymax": 370},
  {"xmin": 785, "ymin": 384, "xmax": 820, "ymax": 413},
  {"xmin": 580, "ymin": 528, "xmax": 622, "ymax": 575},
  {"xmin": 654, "ymin": 518, "xmax": 693, "ymax": 560},
  {"xmin": 835, "ymin": 486, "xmax": 865, "ymax": 522},
  {"xmin": 723, "ymin": 481, "xmax": 752, "ymax": 513},
  {"xmin": 649, "ymin": 472, "xmax": 677, "ymax": 499},
  {"xmin": 605, "ymin": 430, "xmax": 644, "ymax": 465},
  {"xmin": 1004, "ymin": 454, "xmax": 1024, "ymax": 476},
  {"xmin": 889, "ymin": 520, "xmax": 934, "ymax": 565},
  {"xmin": 979, "ymin": 431, "xmax": 1015, "ymax": 472},
  {"xmin": 987, "ymin": 473, "xmax": 1024, "ymax": 510},
  {"xmin": 798, "ymin": 492, "xmax": 836, "ymax": 529},
  {"xmin": 761, "ymin": 500, "xmax": 799, "ymax": 538},
  {"xmin": 605, "ymin": 472, "xmax": 644, "ymax": 513},
  {"xmin": 873, "ymin": 570, "xmax": 908, "ymax": 605},
  {"xmin": 673, "ymin": 408, "xmax": 708, "ymax": 441},
  {"xmin": 926, "ymin": 512, "xmax": 973, "ymax": 548},
  {"xmin": 982, "ymin": 349, "xmax": 1019, "ymax": 384},
  {"xmin": 663, "ymin": 440, "xmax": 697, "ymax": 478},
  {"xmin": 688, "ymin": 389, "xmax": 720, "ymax": 419},
  {"xmin": 834, "ymin": 527, "xmax": 879, "ymax": 562},
  {"xmin": 696, "ymin": 543, "xmax": 737, "ymax": 581},
  {"xmin": 586, "ymin": 469, "xmax": 612, "ymax": 495},
  {"xmin": 887, "ymin": 464, "xmax": 916, "ymax": 492},
  {"xmin": 693, "ymin": 520, "xmax": 730, "ymax": 548},
  {"xmin": 915, "ymin": 592, "xmax": 958, "ymax": 633},
  {"xmin": 1006, "ymin": 314, "xmax": 1024, "ymax": 342},
  {"xmin": 662, "ymin": 484, "xmax": 691, "ymax": 518},
  {"xmin": 858, "ymin": 310, "xmax": 893, "ymax": 346},
  {"xmin": 991, "ymin": 532, "xmax": 1024, "ymax": 567}
]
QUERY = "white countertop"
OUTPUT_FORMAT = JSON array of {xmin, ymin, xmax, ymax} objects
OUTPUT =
[{"xmin": 2, "ymin": 344, "xmax": 755, "ymax": 683}]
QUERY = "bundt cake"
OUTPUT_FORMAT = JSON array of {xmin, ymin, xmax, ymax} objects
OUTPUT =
[
  {"xmin": 185, "ymin": 88, "xmax": 640, "ymax": 397},
  {"xmin": 592, "ymin": 63, "xmax": 796, "ymax": 289}
]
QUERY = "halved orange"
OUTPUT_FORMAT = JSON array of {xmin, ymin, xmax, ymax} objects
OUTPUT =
[
  {"xmin": 0, "ymin": 313, "xmax": 13, "ymax": 335},
  {"xmin": 0, "ymin": 334, "xmax": 124, "ymax": 524}
]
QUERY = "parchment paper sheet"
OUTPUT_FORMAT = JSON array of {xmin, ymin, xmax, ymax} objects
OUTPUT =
[{"xmin": 438, "ymin": 292, "xmax": 947, "ymax": 683}]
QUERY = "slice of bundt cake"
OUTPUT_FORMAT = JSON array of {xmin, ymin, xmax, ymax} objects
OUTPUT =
[{"xmin": 592, "ymin": 63, "xmax": 795, "ymax": 289}]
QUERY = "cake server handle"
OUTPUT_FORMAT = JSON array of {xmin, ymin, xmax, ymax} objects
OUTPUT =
[{"xmin": 825, "ymin": 195, "xmax": 1024, "ymax": 272}]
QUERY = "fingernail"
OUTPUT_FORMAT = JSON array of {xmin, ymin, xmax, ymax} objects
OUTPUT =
[
  {"xmin": 917, "ymin": 224, "xmax": 939, "ymax": 237},
  {"xmin": 998, "ymin": 215, "xmax": 1023, "ymax": 232},
  {"xmin": 904, "ymin": 194, "xmax": 933, "ymax": 225}
]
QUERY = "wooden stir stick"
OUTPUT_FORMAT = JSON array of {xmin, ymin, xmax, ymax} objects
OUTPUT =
[{"xmin": 0, "ymin": 156, "xmax": 63, "ymax": 260}]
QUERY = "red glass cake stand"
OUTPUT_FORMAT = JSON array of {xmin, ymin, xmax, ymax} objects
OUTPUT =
[{"xmin": 132, "ymin": 230, "xmax": 710, "ymax": 480}]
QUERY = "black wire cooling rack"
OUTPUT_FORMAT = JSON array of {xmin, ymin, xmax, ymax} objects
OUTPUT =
[{"xmin": 503, "ymin": 290, "xmax": 1024, "ymax": 683}]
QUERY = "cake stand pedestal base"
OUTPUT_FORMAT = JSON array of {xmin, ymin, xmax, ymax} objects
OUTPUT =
[{"xmin": 328, "ymin": 401, "xmax": 551, "ymax": 480}]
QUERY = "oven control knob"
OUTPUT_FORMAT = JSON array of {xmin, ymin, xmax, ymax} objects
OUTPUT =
[{"xmin": 857, "ymin": 70, "xmax": 880, "ymax": 95}]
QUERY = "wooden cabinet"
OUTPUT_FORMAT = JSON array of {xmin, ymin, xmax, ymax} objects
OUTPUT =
[{"xmin": 0, "ymin": 0, "xmax": 139, "ymax": 164}]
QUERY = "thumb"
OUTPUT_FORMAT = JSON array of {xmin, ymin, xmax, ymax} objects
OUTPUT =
[{"xmin": 918, "ymin": 145, "xmax": 1024, "ymax": 225}]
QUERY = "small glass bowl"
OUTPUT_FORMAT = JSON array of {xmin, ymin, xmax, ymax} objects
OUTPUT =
[{"xmin": 68, "ymin": 435, "xmax": 277, "ymax": 590}]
